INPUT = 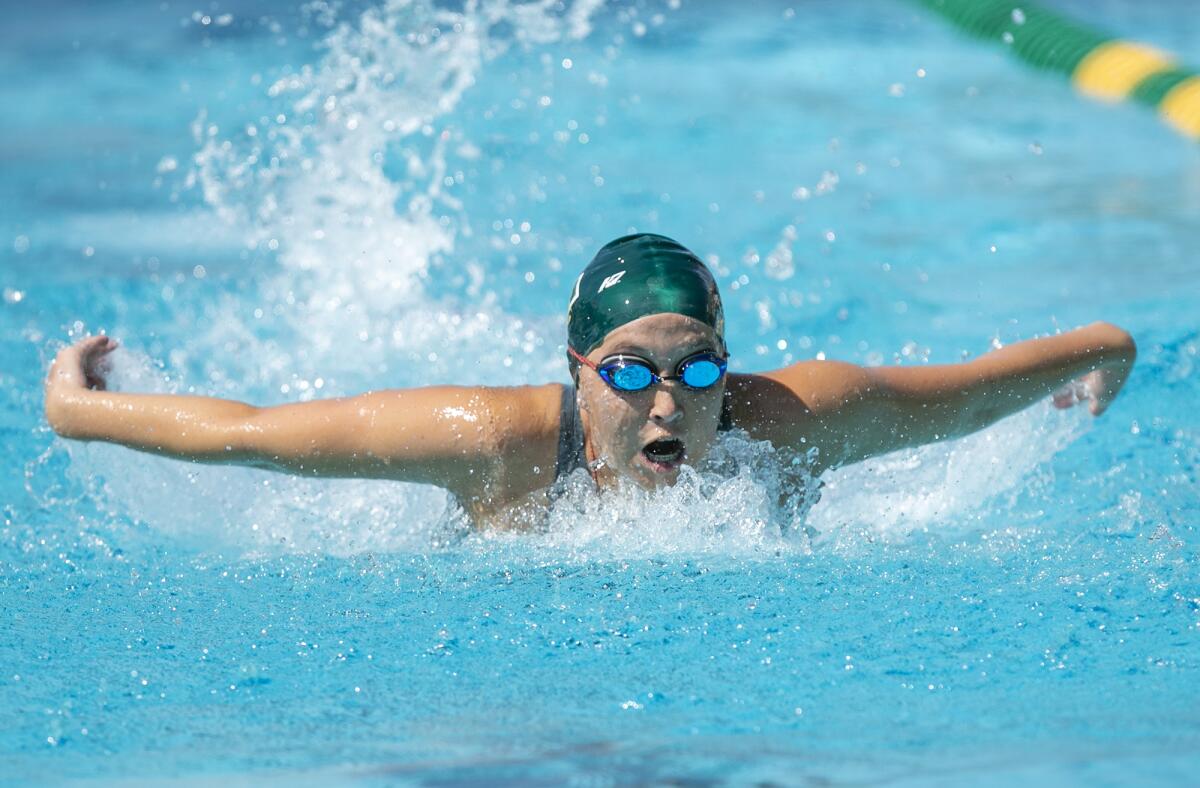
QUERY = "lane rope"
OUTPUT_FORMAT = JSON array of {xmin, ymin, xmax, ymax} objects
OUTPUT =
[{"xmin": 917, "ymin": 0, "xmax": 1200, "ymax": 140}]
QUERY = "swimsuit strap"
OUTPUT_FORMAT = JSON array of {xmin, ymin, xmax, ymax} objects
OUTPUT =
[
  {"xmin": 555, "ymin": 384, "xmax": 586, "ymax": 480},
  {"xmin": 719, "ymin": 388, "xmax": 734, "ymax": 432}
]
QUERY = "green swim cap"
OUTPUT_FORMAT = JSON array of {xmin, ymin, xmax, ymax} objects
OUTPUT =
[{"xmin": 567, "ymin": 233, "xmax": 725, "ymax": 375}]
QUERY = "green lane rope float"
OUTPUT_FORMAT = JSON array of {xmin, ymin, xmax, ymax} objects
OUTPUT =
[{"xmin": 917, "ymin": 0, "xmax": 1200, "ymax": 140}]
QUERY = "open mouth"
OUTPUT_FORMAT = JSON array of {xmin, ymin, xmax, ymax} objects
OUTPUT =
[{"xmin": 641, "ymin": 437, "xmax": 685, "ymax": 470}]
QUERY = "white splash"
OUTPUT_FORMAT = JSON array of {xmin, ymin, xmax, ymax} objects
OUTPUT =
[
  {"xmin": 526, "ymin": 430, "xmax": 820, "ymax": 560},
  {"xmin": 58, "ymin": 345, "xmax": 1090, "ymax": 558},
  {"xmin": 55, "ymin": 0, "xmax": 607, "ymax": 557},
  {"xmin": 185, "ymin": 0, "xmax": 603, "ymax": 387},
  {"xmin": 809, "ymin": 400, "xmax": 1090, "ymax": 547},
  {"xmin": 62, "ymin": 347, "xmax": 461, "ymax": 556},
  {"xmin": 46, "ymin": 0, "xmax": 1093, "ymax": 561}
]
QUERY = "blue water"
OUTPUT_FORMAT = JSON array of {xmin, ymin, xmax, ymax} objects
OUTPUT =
[{"xmin": 3, "ymin": 0, "xmax": 1199, "ymax": 783}]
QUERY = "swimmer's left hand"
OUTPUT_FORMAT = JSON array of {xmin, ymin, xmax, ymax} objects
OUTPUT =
[{"xmin": 1053, "ymin": 362, "xmax": 1133, "ymax": 417}]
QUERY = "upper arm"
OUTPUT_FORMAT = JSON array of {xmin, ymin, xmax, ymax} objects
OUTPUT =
[
  {"xmin": 226, "ymin": 384, "xmax": 561, "ymax": 499},
  {"xmin": 729, "ymin": 361, "xmax": 979, "ymax": 472}
]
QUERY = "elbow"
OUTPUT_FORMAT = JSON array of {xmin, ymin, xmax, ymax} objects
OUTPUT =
[
  {"xmin": 214, "ymin": 409, "xmax": 265, "ymax": 461},
  {"xmin": 1091, "ymin": 322, "xmax": 1137, "ymax": 362}
]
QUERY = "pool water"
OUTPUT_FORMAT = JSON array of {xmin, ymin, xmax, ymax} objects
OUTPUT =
[{"xmin": 3, "ymin": 0, "xmax": 1199, "ymax": 783}]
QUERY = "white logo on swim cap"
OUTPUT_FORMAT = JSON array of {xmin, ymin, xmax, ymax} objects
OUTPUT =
[
  {"xmin": 567, "ymin": 272, "xmax": 583, "ymax": 313},
  {"xmin": 598, "ymin": 270, "xmax": 626, "ymax": 294}
]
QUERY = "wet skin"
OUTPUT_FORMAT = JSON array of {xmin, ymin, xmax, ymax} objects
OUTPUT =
[
  {"xmin": 45, "ymin": 320, "xmax": 1136, "ymax": 528},
  {"xmin": 575, "ymin": 313, "xmax": 726, "ymax": 490}
]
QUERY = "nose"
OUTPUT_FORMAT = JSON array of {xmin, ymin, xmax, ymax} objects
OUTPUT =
[{"xmin": 649, "ymin": 383, "xmax": 683, "ymax": 426}]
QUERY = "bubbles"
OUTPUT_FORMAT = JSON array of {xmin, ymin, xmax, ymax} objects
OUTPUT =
[
  {"xmin": 183, "ymin": 0, "xmax": 605, "ymax": 392},
  {"xmin": 763, "ymin": 224, "xmax": 798, "ymax": 281},
  {"xmin": 809, "ymin": 402, "xmax": 1091, "ymax": 548},
  {"xmin": 525, "ymin": 431, "xmax": 819, "ymax": 561},
  {"xmin": 39, "ymin": 0, "xmax": 1100, "ymax": 566}
]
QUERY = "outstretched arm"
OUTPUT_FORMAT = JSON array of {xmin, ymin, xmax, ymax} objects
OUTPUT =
[
  {"xmin": 43, "ymin": 336, "xmax": 551, "ymax": 500},
  {"xmin": 737, "ymin": 322, "xmax": 1136, "ymax": 471}
]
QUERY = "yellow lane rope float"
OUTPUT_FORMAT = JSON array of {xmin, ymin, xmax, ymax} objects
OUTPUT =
[{"xmin": 918, "ymin": 0, "xmax": 1200, "ymax": 139}]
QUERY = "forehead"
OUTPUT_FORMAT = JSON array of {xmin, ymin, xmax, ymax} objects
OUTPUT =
[{"xmin": 594, "ymin": 313, "xmax": 718, "ymax": 358}]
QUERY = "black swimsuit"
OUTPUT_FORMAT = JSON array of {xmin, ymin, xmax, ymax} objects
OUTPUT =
[{"xmin": 554, "ymin": 385, "xmax": 587, "ymax": 481}]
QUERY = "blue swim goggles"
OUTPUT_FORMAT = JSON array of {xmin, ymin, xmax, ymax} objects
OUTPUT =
[{"xmin": 569, "ymin": 346, "xmax": 728, "ymax": 392}]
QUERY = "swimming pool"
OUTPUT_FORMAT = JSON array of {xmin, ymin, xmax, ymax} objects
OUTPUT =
[{"xmin": 3, "ymin": 0, "xmax": 1199, "ymax": 783}]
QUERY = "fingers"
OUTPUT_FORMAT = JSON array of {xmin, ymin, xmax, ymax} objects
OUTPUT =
[
  {"xmin": 1051, "ymin": 380, "xmax": 1084, "ymax": 410},
  {"xmin": 49, "ymin": 335, "xmax": 119, "ymax": 392},
  {"xmin": 79, "ymin": 334, "xmax": 119, "ymax": 356},
  {"xmin": 1086, "ymin": 369, "xmax": 1121, "ymax": 417},
  {"xmin": 81, "ymin": 336, "xmax": 117, "ymax": 391},
  {"xmin": 1051, "ymin": 375, "xmax": 1116, "ymax": 417}
]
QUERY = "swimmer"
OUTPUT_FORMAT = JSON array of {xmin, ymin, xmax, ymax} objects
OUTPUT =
[{"xmin": 44, "ymin": 233, "xmax": 1136, "ymax": 527}]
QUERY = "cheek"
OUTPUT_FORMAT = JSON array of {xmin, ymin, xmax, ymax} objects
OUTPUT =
[
  {"xmin": 686, "ymin": 390, "xmax": 725, "ymax": 443},
  {"xmin": 606, "ymin": 397, "xmax": 652, "ymax": 452},
  {"xmin": 581, "ymin": 386, "xmax": 645, "ymax": 453}
]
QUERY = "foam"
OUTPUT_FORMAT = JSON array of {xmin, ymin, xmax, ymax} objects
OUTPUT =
[
  {"xmin": 62, "ymin": 343, "xmax": 1087, "ymax": 559},
  {"xmin": 53, "ymin": 0, "xmax": 610, "ymax": 557},
  {"xmin": 808, "ymin": 400, "xmax": 1090, "ymax": 548},
  {"xmin": 182, "ymin": 0, "xmax": 606, "ymax": 391},
  {"xmin": 46, "ymin": 0, "xmax": 1091, "ymax": 560}
]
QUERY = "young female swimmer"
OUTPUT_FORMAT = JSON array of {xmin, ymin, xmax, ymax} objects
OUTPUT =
[{"xmin": 45, "ymin": 234, "xmax": 1136, "ymax": 527}]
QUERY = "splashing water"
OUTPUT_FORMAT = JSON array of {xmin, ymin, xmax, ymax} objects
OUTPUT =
[
  {"xmin": 58, "ymin": 341, "xmax": 1087, "ymax": 559},
  {"xmin": 13, "ymin": 1, "xmax": 1199, "ymax": 782},
  {"xmin": 44, "ymin": 0, "xmax": 1095, "ymax": 560},
  {"xmin": 810, "ymin": 401, "xmax": 1091, "ymax": 548},
  {"xmin": 42, "ymin": 0, "xmax": 615, "ymax": 555},
  {"xmin": 186, "ymin": 0, "xmax": 604, "ymax": 388}
]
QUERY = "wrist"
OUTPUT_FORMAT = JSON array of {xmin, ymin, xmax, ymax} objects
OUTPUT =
[{"xmin": 45, "ymin": 387, "xmax": 93, "ymax": 438}]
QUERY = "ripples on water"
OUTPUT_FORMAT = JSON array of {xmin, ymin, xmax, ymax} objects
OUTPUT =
[{"xmin": 4, "ymin": 0, "xmax": 1199, "ymax": 783}]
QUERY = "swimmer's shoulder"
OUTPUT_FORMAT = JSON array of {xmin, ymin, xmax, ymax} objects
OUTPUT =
[
  {"xmin": 473, "ymin": 381, "xmax": 567, "ymax": 497},
  {"xmin": 724, "ymin": 362, "xmax": 872, "ymax": 467},
  {"xmin": 478, "ymin": 382, "xmax": 565, "ymax": 446},
  {"xmin": 727, "ymin": 361, "xmax": 871, "ymax": 418}
]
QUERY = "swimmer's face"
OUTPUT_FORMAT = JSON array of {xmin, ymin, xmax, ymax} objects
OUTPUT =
[{"xmin": 576, "ymin": 313, "xmax": 726, "ymax": 490}]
